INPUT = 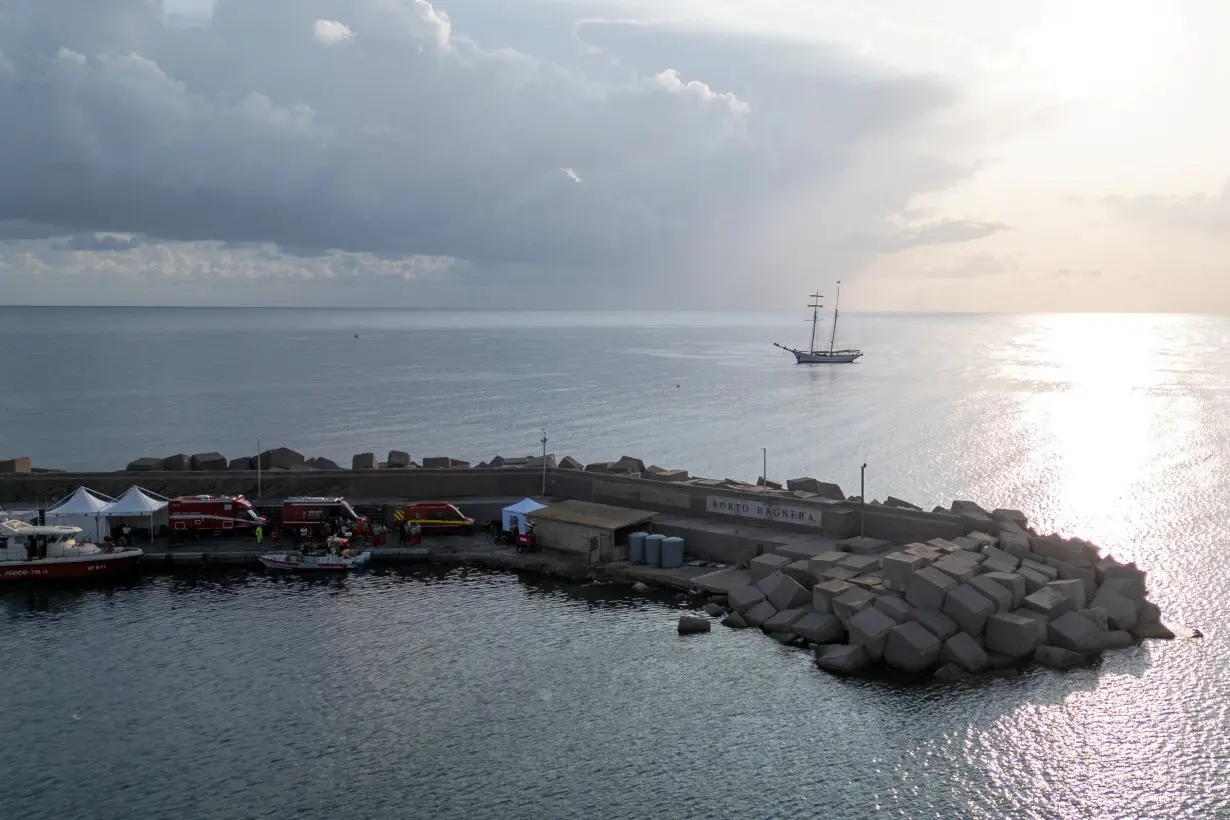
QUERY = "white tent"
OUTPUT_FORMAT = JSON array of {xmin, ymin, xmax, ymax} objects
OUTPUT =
[
  {"xmin": 101, "ymin": 486, "xmax": 170, "ymax": 542},
  {"xmin": 501, "ymin": 497, "xmax": 548, "ymax": 532},
  {"xmin": 45, "ymin": 486, "xmax": 114, "ymax": 542}
]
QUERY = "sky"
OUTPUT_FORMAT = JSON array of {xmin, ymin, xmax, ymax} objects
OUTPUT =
[{"xmin": 1, "ymin": 0, "xmax": 1228, "ymax": 312}]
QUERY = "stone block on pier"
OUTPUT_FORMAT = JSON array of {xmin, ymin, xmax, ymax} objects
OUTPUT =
[
  {"xmin": 786, "ymin": 477, "xmax": 845, "ymax": 499},
  {"xmin": 940, "ymin": 632, "xmax": 989, "ymax": 673},
  {"xmin": 951, "ymin": 536, "xmax": 983, "ymax": 552},
  {"xmin": 883, "ymin": 496, "xmax": 922, "ymax": 511},
  {"xmin": 807, "ymin": 551, "xmax": 849, "ymax": 581},
  {"xmin": 1034, "ymin": 645, "xmax": 1084, "ymax": 670},
  {"xmin": 905, "ymin": 566, "xmax": 957, "ymax": 611},
  {"xmin": 881, "ymin": 551, "xmax": 929, "ymax": 592},
  {"xmin": 832, "ymin": 586, "xmax": 876, "ymax": 628},
  {"xmin": 728, "ymin": 584, "xmax": 767, "ymax": 614},
  {"xmin": 126, "ymin": 457, "xmax": 162, "ymax": 471},
  {"xmin": 387, "ymin": 450, "xmax": 412, "ymax": 468},
  {"xmin": 840, "ymin": 554, "xmax": 882, "ymax": 573},
  {"xmin": 190, "ymin": 452, "xmax": 227, "ymax": 471},
  {"xmin": 1089, "ymin": 588, "xmax": 1138, "ymax": 631},
  {"xmin": 979, "ymin": 572, "xmax": 1026, "ymax": 609},
  {"xmin": 750, "ymin": 553, "xmax": 792, "ymax": 582},
  {"xmin": 1100, "ymin": 574, "xmax": 1147, "ymax": 601},
  {"xmin": 821, "ymin": 565, "xmax": 859, "ymax": 582},
  {"xmin": 874, "ymin": 594, "xmax": 913, "ymax": 623},
  {"xmin": 793, "ymin": 612, "xmax": 845, "ymax": 644},
  {"xmin": 1101, "ymin": 630, "xmax": 1136, "ymax": 650},
  {"xmin": 161, "ymin": 453, "xmax": 191, "ymax": 471},
  {"xmin": 984, "ymin": 613, "xmax": 1041, "ymax": 658},
  {"xmin": 813, "ymin": 579, "xmax": 853, "ymax": 614},
  {"xmin": 1023, "ymin": 586, "xmax": 1075, "ymax": 619},
  {"xmin": 762, "ymin": 607, "xmax": 808, "ymax": 633},
  {"xmin": 558, "ymin": 456, "xmax": 583, "ymax": 470},
  {"xmin": 1047, "ymin": 611, "xmax": 1103, "ymax": 654},
  {"xmin": 646, "ymin": 467, "xmax": 689, "ymax": 482},
  {"xmin": 0, "ymin": 456, "xmax": 31, "ymax": 473},
  {"xmin": 609, "ymin": 455, "xmax": 647, "ymax": 474},
  {"xmin": 951, "ymin": 500, "xmax": 989, "ymax": 516},
  {"xmin": 905, "ymin": 543, "xmax": 945, "ymax": 562},
  {"xmin": 1016, "ymin": 566, "xmax": 1051, "ymax": 595},
  {"xmin": 758, "ymin": 572, "xmax": 813, "ymax": 611},
  {"xmin": 742, "ymin": 601, "xmax": 778, "ymax": 628},
  {"xmin": 305, "ymin": 456, "xmax": 342, "ymax": 470},
  {"xmin": 423, "ymin": 456, "xmax": 470, "ymax": 468},
  {"xmin": 942, "ymin": 585, "xmax": 996, "ymax": 636},
  {"xmin": 932, "ymin": 554, "xmax": 980, "ymax": 583},
  {"xmin": 1021, "ymin": 559, "xmax": 1059, "ymax": 581},
  {"xmin": 849, "ymin": 606, "xmax": 898, "ymax": 661},
  {"xmin": 980, "ymin": 546, "xmax": 1020, "ymax": 574},
  {"xmin": 815, "ymin": 644, "xmax": 868, "ymax": 675},
  {"xmin": 1029, "ymin": 536, "xmax": 1092, "ymax": 568},
  {"xmin": 352, "ymin": 452, "xmax": 379, "ymax": 469},
  {"xmin": 965, "ymin": 531, "xmax": 998, "ymax": 548},
  {"xmin": 258, "ymin": 447, "xmax": 305, "ymax": 470},
  {"xmin": 837, "ymin": 536, "xmax": 891, "ymax": 556},
  {"xmin": 1047, "ymin": 579, "xmax": 1087, "ymax": 611},
  {"xmin": 849, "ymin": 573, "xmax": 884, "ymax": 591},
  {"xmin": 227, "ymin": 456, "xmax": 253, "ymax": 471},
  {"xmin": 998, "ymin": 529, "xmax": 1032, "ymax": 557},
  {"xmin": 967, "ymin": 575, "xmax": 1013, "ymax": 613},
  {"xmin": 1009, "ymin": 608, "xmax": 1050, "ymax": 644},
  {"xmin": 927, "ymin": 538, "xmax": 963, "ymax": 554},
  {"xmin": 782, "ymin": 560, "xmax": 813, "ymax": 589},
  {"xmin": 884, "ymin": 621, "xmax": 942, "ymax": 672},
  {"xmin": 1052, "ymin": 561, "xmax": 1097, "ymax": 601},
  {"xmin": 908, "ymin": 607, "xmax": 959, "ymax": 641}
]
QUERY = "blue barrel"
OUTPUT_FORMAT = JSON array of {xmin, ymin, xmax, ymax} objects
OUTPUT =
[
  {"xmin": 645, "ymin": 534, "xmax": 665, "ymax": 567},
  {"xmin": 628, "ymin": 531, "xmax": 648, "ymax": 564},
  {"xmin": 660, "ymin": 536, "xmax": 684, "ymax": 569}
]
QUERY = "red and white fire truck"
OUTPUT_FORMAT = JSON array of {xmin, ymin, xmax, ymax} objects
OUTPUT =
[
  {"xmin": 168, "ymin": 495, "xmax": 267, "ymax": 540},
  {"xmin": 280, "ymin": 497, "xmax": 367, "ymax": 535}
]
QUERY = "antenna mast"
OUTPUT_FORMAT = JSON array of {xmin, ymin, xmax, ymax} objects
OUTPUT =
[
  {"xmin": 807, "ymin": 292, "xmax": 823, "ymax": 353},
  {"xmin": 828, "ymin": 281, "xmax": 842, "ymax": 355}
]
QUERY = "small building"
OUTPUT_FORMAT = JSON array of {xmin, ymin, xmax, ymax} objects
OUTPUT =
[{"xmin": 528, "ymin": 500, "xmax": 656, "ymax": 564}]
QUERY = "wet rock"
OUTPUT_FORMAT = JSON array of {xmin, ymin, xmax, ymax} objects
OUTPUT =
[
  {"xmin": 749, "ymin": 553, "xmax": 792, "ymax": 582},
  {"xmin": 813, "ymin": 579, "xmax": 854, "ymax": 614},
  {"xmin": 352, "ymin": 452, "xmax": 380, "ymax": 469},
  {"xmin": 909, "ymin": 607, "xmax": 959, "ymax": 641},
  {"xmin": 758, "ymin": 572, "xmax": 813, "ymax": 611},
  {"xmin": 832, "ymin": 587, "xmax": 877, "ymax": 629},
  {"xmin": 1132, "ymin": 622, "xmax": 1175, "ymax": 640},
  {"xmin": 881, "ymin": 552, "xmax": 930, "ymax": 593},
  {"xmin": 703, "ymin": 602, "xmax": 725, "ymax": 617},
  {"xmin": 815, "ymin": 644, "xmax": 868, "ymax": 675},
  {"xmin": 743, "ymin": 601, "xmax": 778, "ymax": 628},
  {"xmin": 631, "ymin": 582, "xmax": 651, "ymax": 593},
  {"xmin": 940, "ymin": 632, "xmax": 989, "ymax": 673},
  {"xmin": 884, "ymin": 621, "xmax": 943, "ymax": 672},
  {"xmin": 967, "ymin": 575, "xmax": 1014, "ymax": 613},
  {"xmin": 874, "ymin": 594, "xmax": 913, "ymax": 623},
  {"xmin": 1047, "ymin": 612, "xmax": 1103, "ymax": 654},
  {"xmin": 1034, "ymin": 645, "xmax": 1085, "ymax": 671},
  {"xmin": 1101, "ymin": 630, "xmax": 1136, "ymax": 650},
  {"xmin": 942, "ymin": 584, "xmax": 996, "ymax": 636},
  {"xmin": 728, "ymin": 584, "xmax": 766, "ymax": 613},
  {"xmin": 126, "ymin": 457, "xmax": 163, "ymax": 471},
  {"xmin": 985, "ymin": 612, "xmax": 1042, "ymax": 658},
  {"xmin": 933, "ymin": 663, "xmax": 969, "ymax": 681},
  {"xmin": 677, "ymin": 615, "xmax": 711, "ymax": 634},
  {"xmin": 905, "ymin": 566, "xmax": 958, "ymax": 611},
  {"xmin": 1090, "ymin": 588, "xmax": 1137, "ymax": 631},
  {"xmin": 720, "ymin": 611, "xmax": 748, "ymax": 629},
  {"xmin": 793, "ymin": 612, "xmax": 844, "ymax": 644},
  {"xmin": 763, "ymin": 607, "xmax": 809, "ymax": 633},
  {"xmin": 161, "ymin": 453, "xmax": 191, "ymax": 471},
  {"xmin": 849, "ymin": 606, "xmax": 898, "ymax": 662}
]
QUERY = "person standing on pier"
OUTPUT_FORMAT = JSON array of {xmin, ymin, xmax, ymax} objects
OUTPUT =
[{"xmin": 255, "ymin": 525, "xmax": 263, "ymax": 546}]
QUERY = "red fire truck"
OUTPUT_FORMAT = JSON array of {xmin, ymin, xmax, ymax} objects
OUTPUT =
[
  {"xmin": 280, "ymin": 497, "xmax": 367, "ymax": 535},
  {"xmin": 168, "ymin": 495, "xmax": 267, "ymax": 540}
]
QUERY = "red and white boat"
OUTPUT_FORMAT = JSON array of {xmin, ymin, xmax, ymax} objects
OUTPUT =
[
  {"xmin": 0, "ymin": 520, "xmax": 143, "ymax": 582},
  {"xmin": 259, "ymin": 541, "xmax": 371, "ymax": 572}
]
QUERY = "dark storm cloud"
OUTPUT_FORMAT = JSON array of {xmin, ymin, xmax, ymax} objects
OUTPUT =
[{"xmin": 0, "ymin": 0, "xmax": 980, "ymax": 276}]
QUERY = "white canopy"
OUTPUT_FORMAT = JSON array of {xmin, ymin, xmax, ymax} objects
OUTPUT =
[
  {"xmin": 501, "ymin": 497, "xmax": 547, "ymax": 532},
  {"xmin": 103, "ymin": 486, "xmax": 169, "ymax": 516},
  {"xmin": 45, "ymin": 486, "xmax": 114, "ymax": 541}
]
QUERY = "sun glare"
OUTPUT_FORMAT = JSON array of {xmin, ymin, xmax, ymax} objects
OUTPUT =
[{"xmin": 1021, "ymin": 1, "xmax": 1181, "ymax": 99}]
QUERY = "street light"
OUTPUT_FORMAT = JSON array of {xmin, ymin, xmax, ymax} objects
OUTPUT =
[
  {"xmin": 761, "ymin": 447, "xmax": 767, "ymax": 485},
  {"xmin": 541, "ymin": 429, "xmax": 548, "ymax": 496},
  {"xmin": 860, "ymin": 462, "xmax": 867, "ymax": 537}
]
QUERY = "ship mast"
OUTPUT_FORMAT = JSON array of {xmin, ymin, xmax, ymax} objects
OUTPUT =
[
  {"xmin": 807, "ymin": 291, "xmax": 823, "ymax": 353},
  {"xmin": 828, "ymin": 280, "xmax": 842, "ymax": 355}
]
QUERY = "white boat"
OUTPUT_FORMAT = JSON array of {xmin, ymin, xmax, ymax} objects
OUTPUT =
[
  {"xmin": 0, "ymin": 520, "xmax": 143, "ymax": 582},
  {"xmin": 774, "ymin": 282, "xmax": 863, "ymax": 364},
  {"xmin": 258, "ymin": 548, "xmax": 371, "ymax": 572}
]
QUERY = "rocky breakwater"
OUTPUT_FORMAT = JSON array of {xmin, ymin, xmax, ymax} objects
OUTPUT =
[{"xmin": 706, "ymin": 503, "xmax": 1176, "ymax": 679}]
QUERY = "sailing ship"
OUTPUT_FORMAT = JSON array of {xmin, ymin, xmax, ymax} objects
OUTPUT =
[{"xmin": 773, "ymin": 282, "xmax": 863, "ymax": 364}]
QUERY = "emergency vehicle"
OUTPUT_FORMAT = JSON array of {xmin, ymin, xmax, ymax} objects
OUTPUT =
[
  {"xmin": 168, "ymin": 495, "xmax": 266, "ymax": 540},
  {"xmin": 392, "ymin": 502, "xmax": 475, "ymax": 535},
  {"xmin": 281, "ymin": 497, "xmax": 366, "ymax": 535}
]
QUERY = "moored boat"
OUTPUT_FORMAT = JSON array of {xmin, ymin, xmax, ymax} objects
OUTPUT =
[
  {"xmin": 258, "ymin": 545, "xmax": 371, "ymax": 572},
  {"xmin": 0, "ymin": 520, "xmax": 143, "ymax": 582},
  {"xmin": 774, "ymin": 281, "xmax": 863, "ymax": 364}
]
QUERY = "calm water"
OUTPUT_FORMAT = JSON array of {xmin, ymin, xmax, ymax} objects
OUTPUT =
[{"xmin": 1, "ymin": 308, "xmax": 1228, "ymax": 817}]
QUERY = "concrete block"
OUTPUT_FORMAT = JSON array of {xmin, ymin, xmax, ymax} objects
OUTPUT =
[
  {"xmin": 1034, "ymin": 645, "xmax": 1084, "ymax": 670},
  {"xmin": 1077, "ymin": 607, "xmax": 1109, "ymax": 631},
  {"xmin": 998, "ymin": 529, "xmax": 1032, "ymax": 556},
  {"xmin": 126, "ymin": 457, "xmax": 162, "ymax": 471},
  {"xmin": 1030, "ymin": 536, "xmax": 1091, "ymax": 568},
  {"xmin": 905, "ymin": 566, "xmax": 958, "ymax": 610},
  {"xmin": 942, "ymin": 585, "xmax": 996, "ymax": 636},
  {"xmin": 905, "ymin": 543, "xmax": 945, "ymax": 562},
  {"xmin": 162, "ymin": 453, "xmax": 191, "ymax": 471},
  {"xmin": 837, "ymin": 536, "xmax": 891, "ymax": 556},
  {"xmin": 940, "ymin": 632, "xmax": 989, "ymax": 673},
  {"xmin": 305, "ymin": 456, "xmax": 343, "ymax": 470},
  {"xmin": 557, "ymin": 456, "xmax": 583, "ymax": 470},
  {"xmin": 1016, "ymin": 566, "xmax": 1051, "ymax": 594},
  {"xmin": 1100, "ymin": 574, "xmax": 1147, "ymax": 601},
  {"xmin": 1090, "ymin": 588, "xmax": 1138, "ymax": 631},
  {"xmin": 967, "ymin": 575, "xmax": 1013, "ymax": 613},
  {"xmin": 933, "ymin": 663, "xmax": 969, "ymax": 680},
  {"xmin": 807, "ymin": 551, "xmax": 849, "ymax": 580},
  {"xmin": 703, "ymin": 602, "xmax": 725, "ymax": 617},
  {"xmin": 423, "ymin": 456, "xmax": 470, "ymax": 468},
  {"xmin": 951, "ymin": 536, "xmax": 981, "ymax": 551},
  {"xmin": 1047, "ymin": 611, "xmax": 1103, "ymax": 654},
  {"xmin": 980, "ymin": 546, "xmax": 1020, "ymax": 574},
  {"xmin": 822, "ymin": 566, "xmax": 859, "ymax": 582},
  {"xmin": 609, "ymin": 455, "xmax": 647, "ymax": 474},
  {"xmin": 743, "ymin": 600, "xmax": 778, "ymax": 628},
  {"xmin": 927, "ymin": 538, "xmax": 962, "ymax": 553},
  {"xmin": 1047, "ymin": 579, "xmax": 1087, "ymax": 611},
  {"xmin": 1021, "ymin": 559, "xmax": 1059, "ymax": 581},
  {"xmin": 1133, "ymin": 622, "xmax": 1175, "ymax": 640},
  {"xmin": 1023, "ymin": 586, "xmax": 1075, "ymax": 618},
  {"xmin": 227, "ymin": 456, "xmax": 253, "ymax": 471},
  {"xmin": 1046, "ymin": 560, "xmax": 1096, "ymax": 601},
  {"xmin": 728, "ymin": 584, "xmax": 766, "ymax": 613},
  {"xmin": 782, "ymin": 560, "xmax": 813, "ymax": 589},
  {"xmin": 881, "ymin": 552, "xmax": 929, "ymax": 592},
  {"xmin": 833, "ymin": 587, "xmax": 877, "ymax": 628},
  {"xmin": 874, "ymin": 594, "xmax": 913, "ymax": 623},
  {"xmin": 985, "ymin": 613, "xmax": 1041, "ymax": 658},
  {"xmin": 884, "ymin": 621, "xmax": 943, "ymax": 672},
  {"xmin": 909, "ymin": 607, "xmax": 959, "ymax": 641},
  {"xmin": 258, "ymin": 447, "xmax": 305, "ymax": 470},
  {"xmin": 762, "ymin": 607, "xmax": 808, "ymax": 633},
  {"xmin": 759, "ymin": 572, "xmax": 813, "ymax": 611},
  {"xmin": 720, "ymin": 612, "xmax": 748, "ymax": 629},
  {"xmin": 813, "ymin": 579, "xmax": 853, "ymax": 614},
  {"xmin": 786, "ymin": 477, "xmax": 845, "ymax": 499},
  {"xmin": 951, "ymin": 499, "xmax": 989, "ymax": 515},
  {"xmin": 190, "ymin": 452, "xmax": 227, "ymax": 471},
  {"xmin": 986, "ymin": 651, "xmax": 1019, "ymax": 670},
  {"xmin": 815, "ymin": 644, "xmax": 868, "ymax": 675},
  {"xmin": 677, "ymin": 615, "xmax": 711, "ymax": 634},
  {"xmin": 965, "ymin": 530, "xmax": 998, "ymax": 548},
  {"xmin": 750, "ymin": 553, "xmax": 792, "ymax": 582},
  {"xmin": 1135, "ymin": 600, "xmax": 1161, "ymax": 625},
  {"xmin": 849, "ymin": 606, "xmax": 898, "ymax": 661},
  {"xmin": 387, "ymin": 450, "xmax": 412, "ymax": 468},
  {"xmin": 840, "ymin": 554, "xmax": 881, "ymax": 573},
  {"xmin": 932, "ymin": 554, "xmax": 979, "ymax": 583},
  {"xmin": 849, "ymin": 573, "xmax": 884, "ymax": 590},
  {"xmin": 352, "ymin": 452, "xmax": 380, "ymax": 469},
  {"xmin": 883, "ymin": 496, "xmax": 921, "ymax": 510},
  {"xmin": 1009, "ymin": 608, "xmax": 1050, "ymax": 645},
  {"xmin": 793, "ymin": 612, "xmax": 845, "ymax": 644},
  {"xmin": 1102, "ymin": 630, "xmax": 1136, "ymax": 650},
  {"xmin": 0, "ymin": 456, "xmax": 31, "ymax": 473},
  {"xmin": 980, "ymin": 572, "xmax": 1026, "ymax": 609}
]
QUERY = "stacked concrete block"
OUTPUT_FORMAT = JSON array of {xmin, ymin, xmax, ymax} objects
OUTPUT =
[
  {"xmin": 905, "ymin": 543, "xmax": 945, "ymax": 562},
  {"xmin": 967, "ymin": 575, "xmax": 1014, "ymax": 613},
  {"xmin": 873, "ymin": 594, "xmax": 913, "ymax": 623},
  {"xmin": 909, "ymin": 607, "xmax": 959, "ymax": 641},
  {"xmin": 1101, "ymin": 631, "xmax": 1136, "ymax": 650},
  {"xmin": 749, "ymin": 553, "xmax": 792, "ymax": 582},
  {"xmin": 1023, "ymin": 586, "xmax": 1076, "ymax": 619},
  {"xmin": 998, "ymin": 529, "xmax": 1032, "ymax": 557},
  {"xmin": 1009, "ymin": 609, "xmax": 1050, "ymax": 644},
  {"xmin": 1022, "ymin": 559, "xmax": 1059, "ymax": 581},
  {"xmin": 951, "ymin": 536, "xmax": 983, "ymax": 551},
  {"xmin": 1016, "ymin": 565, "xmax": 1052, "ymax": 595},
  {"xmin": 162, "ymin": 454, "xmax": 191, "ymax": 471},
  {"xmin": 927, "ymin": 538, "xmax": 962, "ymax": 554},
  {"xmin": 832, "ymin": 587, "xmax": 877, "ymax": 628},
  {"xmin": 815, "ymin": 644, "xmax": 868, "ymax": 675},
  {"xmin": 849, "ymin": 607, "xmax": 898, "ymax": 661},
  {"xmin": 932, "ymin": 553, "xmax": 981, "ymax": 583},
  {"xmin": 1047, "ymin": 612, "xmax": 1103, "ymax": 654},
  {"xmin": 984, "ymin": 612, "xmax": 1042, "ymax": 658},
  {"xmin": 807, "ymin": 551, "xmax": 849, "ymax": 582},
  {"xmin": 980, "ymin": 572, "xmax": 1027, "ymax": 609},
  {"xmin": 190, "ymin": 452, "xmax": 227, "ymax": 471},
  {"xmin": 1077, "ymin": 607, "xmax": 1109, "ymax": 631},
  {"xmin": 840, "ymin": 554, "xmax": 881, "ymax": 574},
  {"xmin": 837, "ymin": 536, "xmax": 892, "ymax": 556},
  {"xmin": 760, "ymin": 572, "xmax": 812, "ymax": 611},
  {"xmin": 966, "ymin": 530, "xmax": 998, "ymax": 548},
  {"xmin": 884, "ymin": 622, "xmax": 943, "ymax": 672},
  {"xmin": 762, "ymin": 608, "xmax": 808, "ymax": 633},
  {"xmin": 813, "ymin": 579, "xmax": 853, "ymax": 614},
  {"xmin": 127, "ymin": 457, "xmax": 163, "ymax": 471},
  {"xmin": 728, "ymin": 584, "xmax": 766, "ymax": 613},
  {"xmin": 352, "ymin": 453, "xmax": 380, "ymax": 469},
  {"xmin": 905, "ymin": 566, "xmax": 957, "ymax": 610},
  {"xmin": 848, "ymin": 574, "xmax": 884, "ymax": 591},
  {"xmin": 1090, "ymin": 588, "xmax": 1138, "ymax": 631},
  {"xmin": 942, "ymin": 585, "xmax": 996, "ymax": 636},
  {"xmin": 793, "ymin": 612, "xmax": 845, "ymax": 644},
  {"xmin": 1034, "ymin": 645, "xmax": 1084, "ymax": 670},
  {"xmin": 881, "ymin": 551, "xmax": 931, "ymax": 592},
  {"xmin": 782, "ymin": 560, "xmax": 813, "ymax": 589},
  {"xmin": 940, "ymin": 632, "xmax": 989, "ymax": 673},
  {"xmin": 980, "ymin": 546, "xmax": 1020, "ymax": 574},
  {"xmin": 821, "ymin": 566, "xmax": 859, "ymax": 582},
  {"xmin": 1047, "ymin": 579, "xmax": 1087, "ymax": 611},
  {"xmin": 743, "ymin": 601, "xmax": 778, "ymax": 628}
]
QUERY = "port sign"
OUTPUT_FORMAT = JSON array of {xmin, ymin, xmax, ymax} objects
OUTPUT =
[{"xmin": 705, "ymin": 495, "xmax": 823, "ymax": 529}]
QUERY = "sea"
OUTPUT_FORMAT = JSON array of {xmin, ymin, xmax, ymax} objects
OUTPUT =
[{"xmin": 0, "ymin": 307, "xmax": 1227, "ymax": 819}]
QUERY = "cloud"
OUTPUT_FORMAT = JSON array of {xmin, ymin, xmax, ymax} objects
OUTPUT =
[
  {"xmin": 313, "ymin": 19, "xmax": 355, "ymax": 45},
  {"xmin": 55, "ymin": 232, "xmax": 146, "ymax": 251},
  {"xmin": 1102, "ymin": 182, "xmax": 1230, "ymax": 235},
  {"xmin": 919, "ymin": 251, "xmax": 1017, "ymax": 279},
  {"xmin": 560, "ymin": 167, "xmax": 582, "ymax": 184},
  {"xmin": 0, "ymin": 0, "xmax": 998, "ymax": 304},
  {"xmin": 881, "ymin": 218, "xmax": 1009, "ymax": 251}
]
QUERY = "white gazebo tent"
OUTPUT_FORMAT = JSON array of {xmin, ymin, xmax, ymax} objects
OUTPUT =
[
  {"xmin": 101, "ymin": 486, "xmax": 170, "ymax": 542},
  {"xmin": 501, "ymin": 497, "xmax": 548, "ymax": 533},
  {"xmin": 44, "ymin": 486, "xmax": 115, "ymax": 542}
]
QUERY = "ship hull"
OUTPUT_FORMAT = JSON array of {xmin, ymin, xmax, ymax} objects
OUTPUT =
[
  {"xmin": 792, "ymin": 350, "xmax": 862, "ymax": 364},
  {"xmin": 0, "ymin": 551, "xmax": 143, "ymax": 583}
]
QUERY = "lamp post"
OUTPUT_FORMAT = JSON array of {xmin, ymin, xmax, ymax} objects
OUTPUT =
[
  {"xmin": 540, "ymin": 429, "xmax": 548, "ymax": 496},
  {"xmin": 762, "ymin": 447, "xmax": 767, "ymax": 485},
  {"xmin": 256, "ymin": 437, "xmax": 262, "ymax": 501},
  {"xmin": 860, "ymin": 462, "xmax": 867, "ymax": 537}
]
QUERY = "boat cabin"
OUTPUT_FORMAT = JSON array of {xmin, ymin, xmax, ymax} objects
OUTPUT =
[{"xmin": 0, "ymin": 520, "xmax": 87, "ymax": 561}]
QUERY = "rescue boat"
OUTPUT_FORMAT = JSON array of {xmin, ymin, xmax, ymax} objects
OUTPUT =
[{"xmin": 0, "ymin": 520, "xmax": 143, "ymax": 583}]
